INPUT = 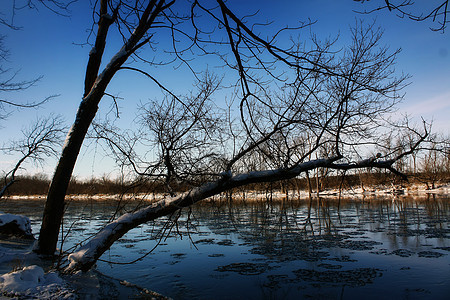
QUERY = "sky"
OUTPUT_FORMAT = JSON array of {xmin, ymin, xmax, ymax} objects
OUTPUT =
[{"xmin": 0, "ymin": 0, "xmax": 449, "ymax": 180}]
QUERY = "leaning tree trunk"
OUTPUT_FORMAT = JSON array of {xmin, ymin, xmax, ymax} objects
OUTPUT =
[
  {"xmin": 34, "ymin": 0, "xmax": 167, "ymax": 255},
  {"xmin": 35, "ymin": 59, "xmax": 130, "ymax": 254},
  {"xmin": 34, "ymin": 1, "xmax": 117, "ymax": 255},
  {"xmin": 35, "ymin": 49, "xmax": 130, "ymax": 255},
  {"xmin": 35, "ymin": 96, "xmax": 101, "ymax": 254}
]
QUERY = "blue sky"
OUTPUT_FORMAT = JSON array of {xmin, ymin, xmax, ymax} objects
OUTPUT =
[{"xmin": 0, "ymin": 0, "xmax": 449, "ymax": 179}]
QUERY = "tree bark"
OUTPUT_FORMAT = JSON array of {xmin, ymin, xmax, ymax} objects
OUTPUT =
[
  {"xmin": 35, "ymin": 44, "xmax": 128, "ymax": 256},
  {"xmin": 35, "ymin": 98, "xmax": 100, "ymax": 254},
  {"xmin": 34, "ymin": 1, "xmax": 117, "ymax": 255}
]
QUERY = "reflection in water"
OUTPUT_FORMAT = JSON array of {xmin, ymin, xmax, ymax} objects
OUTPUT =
[{"xmin": 0, "ymin": 195, "xmax": 449, "ymax": 299}]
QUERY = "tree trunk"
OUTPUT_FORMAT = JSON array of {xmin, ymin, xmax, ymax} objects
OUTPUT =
[
  {"xmin": 35, "ymin": 96, "xmax": 101, "ymax": 255},
  {"xmin": 316, "ymin": 169, "xmax": 320, "ymax": 198},
  {"xmin": 33, "ymin": 0, "xmax": 168, "ymax": 255},
  {"xmin": 306, "ymin": 171, "xmax": 312, "ymax": 200},
  {"xmin": 0, "ymin": 152, "xmax": 30, "ymax": 198}
]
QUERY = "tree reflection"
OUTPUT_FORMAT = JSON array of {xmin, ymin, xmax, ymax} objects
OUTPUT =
[{"xmin": 184, "ymin": 195, "xmax": 449, "ymax": 263}]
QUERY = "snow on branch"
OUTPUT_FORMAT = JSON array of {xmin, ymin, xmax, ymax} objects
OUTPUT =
[{"xmin": 65, "ymin": 152, "xmax": 411, "ymax": 272}]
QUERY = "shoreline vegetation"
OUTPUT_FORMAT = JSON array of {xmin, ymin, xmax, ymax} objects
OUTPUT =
[
  {"xmin": 4, "ymin": 173, "xmax": 450, "ymax": 202},
  {"xmin": 4, "ymin": 183, "xmax": 450, "ymax": 203}
]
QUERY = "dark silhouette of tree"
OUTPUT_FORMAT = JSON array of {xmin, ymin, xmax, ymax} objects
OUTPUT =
[
  {"xmin": 61, "ymin": 15, "xmax": 427, "ymax": 271},
  {"xmin": 16, "ymin": 0, "xmax": 426, "ymax": 266},
  {"xmin": 0, "ymin": 115, "xmax": 65, "ymax": 198},
  {"xmin": 354, "ymin": 0, "xmax": 449, "ymax": 32}
]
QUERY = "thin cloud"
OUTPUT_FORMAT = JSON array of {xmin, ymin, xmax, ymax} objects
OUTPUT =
[{"xmin": 402, "ymin": 91, "xmax": 450, "ymax": 116}]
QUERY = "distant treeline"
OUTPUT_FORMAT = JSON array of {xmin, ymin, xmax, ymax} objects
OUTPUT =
[{"xmin": 2, "ymin": 170, "xmax": 449, "ymax": 196}]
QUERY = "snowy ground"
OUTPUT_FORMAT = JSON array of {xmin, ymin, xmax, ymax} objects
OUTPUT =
[
  {"xmin": 0, "ymin": 265, "xmax": 74, "ymax": 299},
  {"xmin": 0, "ymin": 213, "xmax": 168, "ymax": 299},
  {"xmin": 0, "ymin": 241, "xmax": 168, "ymax": 299},
  {"xmin": 0, "ymin": 213, "xmax": 73, "ymax": 299}
]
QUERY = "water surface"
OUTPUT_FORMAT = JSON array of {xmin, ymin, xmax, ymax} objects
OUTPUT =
[{"xmin": 1, "ymin": 195, "xmax": 449, "ymax": 299}]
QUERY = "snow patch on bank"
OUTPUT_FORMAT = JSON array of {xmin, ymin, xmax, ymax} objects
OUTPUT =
[
  {"xmin": 0, "ymin": 265, "xmax": 75, "ymax": 299},
  {"xmin": 0, "ymin": 212, "xmax": 75, "ymax": 298},
  {"xmin": 0, "ymin": 212, "xmax": 33, "ymax": 237}
]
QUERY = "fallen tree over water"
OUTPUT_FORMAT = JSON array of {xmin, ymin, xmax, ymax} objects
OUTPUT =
[{"xmin": 66, "ymin": 154, "xmax": 423, "ymax": 272}]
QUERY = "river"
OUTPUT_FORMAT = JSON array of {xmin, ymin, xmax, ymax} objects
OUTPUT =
[{"xmin": 1, "ymin": 195, "xmax": 449, "ymax": 299}]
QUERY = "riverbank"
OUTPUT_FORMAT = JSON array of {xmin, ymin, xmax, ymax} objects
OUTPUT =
[{"xmin": 3, "ymin": 182, "xmax": 450, "ymax": 201}]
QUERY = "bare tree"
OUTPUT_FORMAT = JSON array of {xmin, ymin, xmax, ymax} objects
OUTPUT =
[
  {"xmin": 0, "ymin": 115, "xmax": 65, "ymax": 198},
  {"xmin": 354, "ymin": 0, "xmax": 449, "ymax": 32},
  {"xmin": 0, "ymin": 2, "xmax": 67, "ymax": 196},
  {"xmin": 413, "ymin": 133, "xmax": 450, "ymax": 189},
  {"xmin": 6, "ymin": 0, "xmax": 420, "ymax": 269},
  {"xmin": 90, "ymin": 72, "xmax": 224, "ymax": 195},
  {"xmin": 139, "ymin": 72, "xmax": 224, "ymax": 191},
  {"xmin": 62, "ymin": 18, "xmax": 429, "ymax": 272}
]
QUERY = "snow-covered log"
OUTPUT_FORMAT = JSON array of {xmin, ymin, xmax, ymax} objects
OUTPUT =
[{"xmin": 65, "ymin": 155, "xmax": 406, "ymax": 272}]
